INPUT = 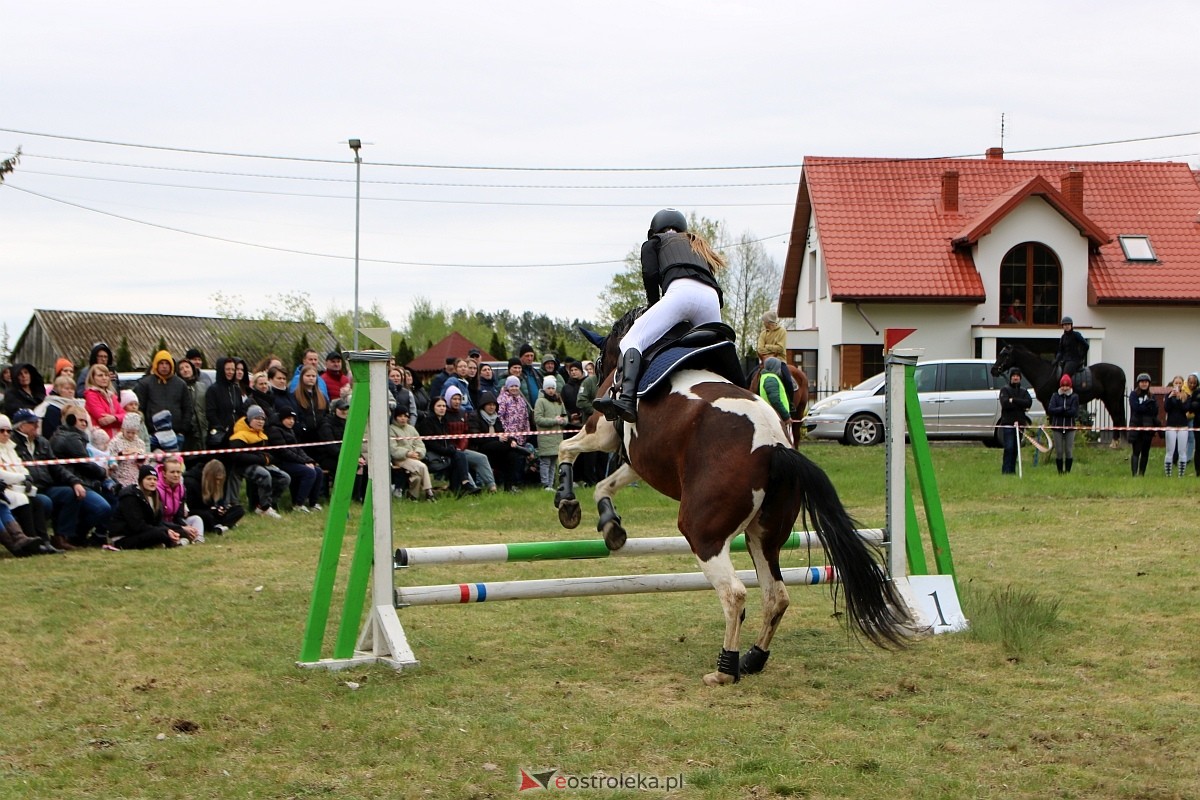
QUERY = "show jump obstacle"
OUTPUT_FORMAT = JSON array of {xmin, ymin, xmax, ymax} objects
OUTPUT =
[{"xmin": 298, "ymin": 335, "xmax": 964, "ymax": 672}]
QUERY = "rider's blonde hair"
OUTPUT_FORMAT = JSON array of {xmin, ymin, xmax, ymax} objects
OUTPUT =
[{"xmin": 686, "ymin": 231, "xmax": 726, "ymax": 273}]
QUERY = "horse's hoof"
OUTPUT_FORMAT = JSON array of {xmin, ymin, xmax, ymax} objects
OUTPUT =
[
  {"xmin": 702, "ymin": 670, "xmax": 737, "ymax": 687},
  {"xmin": 602, "ymin": 521, "xmax": 627, "ymax": 551},
  {"xmin": 739, "ymin": 645, "xmax": 770, "ymax": 675},
  {"xmin": 558, "ymin": 499, "xmax": 581, "ymax": 529}
]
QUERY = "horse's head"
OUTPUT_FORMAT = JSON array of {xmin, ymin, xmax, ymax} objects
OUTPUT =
[
  {"xmin": 595, "ymin": 306, "xmax": 646, "ymax": 381},
  {"xmin": 991, "ymin": 345, "xmax": 1014, "ymax": 377}
]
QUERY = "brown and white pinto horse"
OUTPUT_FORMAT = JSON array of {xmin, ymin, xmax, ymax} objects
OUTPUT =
[{"xmin": 554, "ymin": 308, "xmax": 909, "ymax": 686}]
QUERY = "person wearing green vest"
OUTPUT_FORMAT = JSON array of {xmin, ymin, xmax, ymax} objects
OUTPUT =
[{"xmin": 758, "ymin": 357, "xmax": 791, "ymax": 422}]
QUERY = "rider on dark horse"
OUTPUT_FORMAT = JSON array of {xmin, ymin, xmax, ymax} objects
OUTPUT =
[
  {"xmin": 1055, "ymin": 316, "xmax": 1089, "ymax": 382},
  {"xmin": 595, "ymin": 209, "xmax": 726, "ymax": 424}
]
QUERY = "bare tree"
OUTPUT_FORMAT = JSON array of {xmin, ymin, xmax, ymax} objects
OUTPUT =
[{"xmin": 721, "ymin": 232, "xmax": 780, "ymax": 359}]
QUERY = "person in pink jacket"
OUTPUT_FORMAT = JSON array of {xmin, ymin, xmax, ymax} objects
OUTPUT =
[{"xmin": 83, "ymin": 364, "xmax": 125, "ymax": 439}]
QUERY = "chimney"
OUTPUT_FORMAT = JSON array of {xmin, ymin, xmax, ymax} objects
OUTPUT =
[
  {"xmin": 985, "ymin": 147, "xmax": 1004, "ymax": 160},
  {"xmin": 1061, "ymin": 168, "xmax": 1084, "ymax": 212},
  {"xmin": 941, "ymin": 170, "xmax": 959, "ymax": 212}
]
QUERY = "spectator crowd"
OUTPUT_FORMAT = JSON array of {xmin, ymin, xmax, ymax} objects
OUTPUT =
[{"xmin": 0, "ymin": 339, "xmax": 607, "ymax": 558}]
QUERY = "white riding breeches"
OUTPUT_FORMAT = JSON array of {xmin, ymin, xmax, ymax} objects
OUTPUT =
[{"xmin": 619, "ymin": 279, "xmax": 723, "ymax": 355}]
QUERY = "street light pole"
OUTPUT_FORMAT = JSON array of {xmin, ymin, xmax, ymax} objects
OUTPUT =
[{"xmin": 349, "ymin": 138, "xmax": 362, "ymax": 351}]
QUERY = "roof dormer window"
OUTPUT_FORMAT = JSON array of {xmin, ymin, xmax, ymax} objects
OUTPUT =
[{"xmin": 1118, "ymin": 235, "xmax": 1157, "ymax": 262}]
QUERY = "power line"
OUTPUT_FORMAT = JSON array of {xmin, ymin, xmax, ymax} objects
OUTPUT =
[
  {"xmin": 16, "ymin": 168, "xmax": 794, "ymax": 207},
  {"xmin": 7, "ymin": 183, "xmax": 787, "ymax": 267},
  {"xmin": 18, "ymin": 153, "xmax": 795, "ymax": 189},
  {"xmin": 4, "ymin": 125, "xmax": 1198, "ymax": 172},
  {"xmin": 0, "ymin": 127, "xmax": 799, "ymax": 171},
  {"xmin": 5, "ymin": 183, "xmax": 788, "ymax": 267}
]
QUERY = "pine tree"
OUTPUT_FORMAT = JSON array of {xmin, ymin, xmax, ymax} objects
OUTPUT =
[
  {"xmin": 116, "ymin": 337, "xmax": 134, "ymax": 371},
  {"xmin": 488, "ymin": 332, "xmax": 507, "ymax": 361},
  {"xmin": 291, "ymin": 333, "xmax": 311, "ymax": 369},
  {"xmin": 395, "ymin": 338, "xmax": 415, "ymax": 367}
]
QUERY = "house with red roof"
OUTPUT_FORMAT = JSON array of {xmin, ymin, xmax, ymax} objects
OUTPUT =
[
  {"xmin": 777, "ymin": 147, "xmax": 1200, "ymax": 390},
  {"xmin": 405, "ymin": 331, "xmax": 495, "ymax": 378}
]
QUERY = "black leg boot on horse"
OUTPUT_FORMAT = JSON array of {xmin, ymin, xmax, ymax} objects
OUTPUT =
[
  {"xmin": 554, "ymin": 461, "xmax": 582, "ymax": 529},
  {"xmin": 594, "ymin": 349, "xmax": 643, "ymax": 424}
]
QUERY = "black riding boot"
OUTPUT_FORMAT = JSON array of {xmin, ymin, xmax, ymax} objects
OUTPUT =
[
  {"xmin": 594, "ymin": 349, "xmax": 643, "ymax": 424},
  {"xmin": 1065, "ymin": 458, "xmax": 1073, "ymax": 473},
  {"xmin": 1055, "ymin": 458, "xmax": 1064, "ymax": 474}
]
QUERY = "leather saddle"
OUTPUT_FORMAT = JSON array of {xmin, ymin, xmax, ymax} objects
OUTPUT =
[
  {"xmin": 634, "ymin": 321, "xmax": 745, "ymax": 398},
  {"xmin": 1057, "ymin": 365, "xmax": 1093, "ymax": 394}
]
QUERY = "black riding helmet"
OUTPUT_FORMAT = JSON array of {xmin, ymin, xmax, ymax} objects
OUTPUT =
[{"xmin": 648, "ymin": 208, "xmax": 688, "ymax": 238}]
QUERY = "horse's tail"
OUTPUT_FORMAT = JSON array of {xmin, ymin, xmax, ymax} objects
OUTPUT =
[{"xmin": 764, "ymin": 445, "xmax": 910, "ymax": 648}]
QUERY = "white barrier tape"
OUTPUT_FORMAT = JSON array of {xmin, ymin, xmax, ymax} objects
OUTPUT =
[{"xmin": 3, "ymin": 427, "xmax": 559, "ymax": 468}]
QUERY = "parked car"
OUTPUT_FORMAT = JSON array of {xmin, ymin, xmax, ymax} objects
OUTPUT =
[{"xmin": 803, "ymin": 359, "xmax": 1045, "ymax": 446}]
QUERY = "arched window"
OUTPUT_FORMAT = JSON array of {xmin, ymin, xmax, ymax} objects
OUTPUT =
[{"xmin": 999, "ymin": 242, "xmax": 1060, "ymax": 326}]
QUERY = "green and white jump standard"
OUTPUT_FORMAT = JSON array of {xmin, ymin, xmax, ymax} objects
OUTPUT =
[{"xmin": 297, "ymin": 339, "xmax": 964, "ymax": 672}]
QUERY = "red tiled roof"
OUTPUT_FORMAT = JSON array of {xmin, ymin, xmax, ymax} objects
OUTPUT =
[
  {"xmin": 406, "ymin": 331, "xmax": 494, "ymax": 373},
  {"xmin": 951, "ymin": 175, "xmax": 1109, "ymax": 247},
  {"xmin": 781, "ymin": 155, "xmax": 1200, "ymax": 305}
]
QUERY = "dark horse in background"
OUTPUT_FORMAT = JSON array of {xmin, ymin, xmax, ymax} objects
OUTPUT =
[
  {"xmin": 991, "ymin": 343, "xmax": 1127, "ymax": 444},
  {"xmin": 553, "ymin": 307, "xmax": 909, "ymax": 686}
]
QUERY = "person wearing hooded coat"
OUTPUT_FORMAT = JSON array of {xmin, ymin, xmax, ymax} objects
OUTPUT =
[
  {"xmin": 266, "ymin": 408, "xmax": 323, "ymax": 510},
  {"xmin": 134, "ymin": 350, "xmax": 193, "ymax": 447},
  {"xmin": 3, "ymin": 363, "xmax": 46, "ymax": 417},
  {"xmin": 174, "ymin": 358, "xmax": 206, "ymax": 452},
  {"xmin": 109, "ymin": 465, "xmax": 181, "ymax": 549},
  {"xmin": 204, "ymin": 357, "xmax": 243, "ymax": 447},
  {"xmin": 225, "ymin": 405, "xmax": 290, "ymax": 516},
  {"xmin": 468, "ymin": 391, "xmax": 521, "ymax": 493},
  {"xmin": 76, "ymin": 342, "xmax": 115, "ymax": 396},
  {"xmin": 0, "ymin": 363, "xmax": 12, "ymax": 406}
]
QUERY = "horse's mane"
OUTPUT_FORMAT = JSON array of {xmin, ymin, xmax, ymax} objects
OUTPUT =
[
  {"xmin": 596, "ymin": 306, "xmax": 646, "ymax": 378},
  {"xmin": 609, "ymin": 306, "xmax": 646, "ymax": 341}
]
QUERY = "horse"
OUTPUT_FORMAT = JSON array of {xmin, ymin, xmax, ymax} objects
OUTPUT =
[
  {"xmin": 552, "ymin": 307, "xmax": 910, "ymax": 686},
  {"xmin": 991, "ymin": 343, "xmax": 1127, "ymax": 444},
  {"xmin": 747, "ymin": 361, "xmax": 810, "ymax": 442}
]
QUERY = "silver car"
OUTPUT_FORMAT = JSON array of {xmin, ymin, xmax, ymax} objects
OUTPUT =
[{"xmin": 803, "ymin": 359, "xmax": 1045, "ymax": 446}]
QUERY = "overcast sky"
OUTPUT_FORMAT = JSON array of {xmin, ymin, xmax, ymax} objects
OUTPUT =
[{"xmin": 3, "ymin": 1, "xmax": 1199, "ymax": 355}]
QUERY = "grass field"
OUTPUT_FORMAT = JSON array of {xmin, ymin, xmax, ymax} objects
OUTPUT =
[{"xmin": 2, "ymin": 441, "xmax": 1199, "ymax": 799}]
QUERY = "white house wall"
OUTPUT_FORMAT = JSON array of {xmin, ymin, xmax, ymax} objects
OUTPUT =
[
  {"xmin": 1083, "ymin": 307, "xmax": 1200, "ymax": 382},
  {"xmin": 974, "ymin": 196, "xmax": 1092, "ymax": 327}
]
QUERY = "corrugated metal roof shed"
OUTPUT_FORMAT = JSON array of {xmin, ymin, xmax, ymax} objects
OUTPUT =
[{"xmin": 10, "ymin": 310, "xmax": 339, "ymax": 374}]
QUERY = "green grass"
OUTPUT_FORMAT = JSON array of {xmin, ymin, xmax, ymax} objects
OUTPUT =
[{"xmin": 2, "ymin": 441, "xmax": 1199, "ymax": 799}]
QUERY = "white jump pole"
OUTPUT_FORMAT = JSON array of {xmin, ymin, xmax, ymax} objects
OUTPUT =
[
  {"xmin": 395, "ymin": 566, "xmax": 839, "ymax": 607},
  {"xmin": 395, "ymin": 529, "xmax": 885, "ymax": 568}
]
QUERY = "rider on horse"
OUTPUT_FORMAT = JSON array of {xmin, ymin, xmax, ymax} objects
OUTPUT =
[
  {"xmin": 1055, "ymin": 316, "xmax": 1089, "ymax": 381},
  {"xmin": 594, "ymin": 209, "xmax": 726, "ymax": 424},
  {"xmin": 758, "ymin": 357, "xmax": 792, "ymax": 422}
]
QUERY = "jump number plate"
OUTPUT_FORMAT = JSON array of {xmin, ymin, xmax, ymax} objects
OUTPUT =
[{"xmin": 903, "ymin": 575, "xmax": 968, "ymax": 634}]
